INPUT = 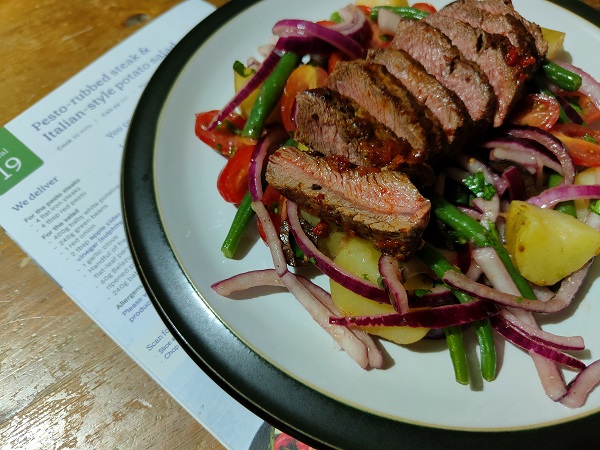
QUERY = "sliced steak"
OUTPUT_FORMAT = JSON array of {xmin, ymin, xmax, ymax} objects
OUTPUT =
[
  {"xmin": 465, "ymin": 0, "xmax": 548, "ymax": 58},
  {"xmin": 265, "ymin": 146, "xmax": 431, "ymax": 260},
  {"xmin": 366, "ymin": 47, "xmax": 472, "ymax": 150},
  {"xmin": 293, "ymin": 87, "xmax": 434, "ymax": 186},
  {"xmin": 424, "ymin": 13, "xmax": 525, "ymax": 126},
  {"xmin": 437, "ymin": 0, "xmax": 542, "ymax": 72},
  {"xmin": 391, "ymin": 18, "xmax": 496, "ymax": 131},
  {"xmin": 327, "ymin": 60, "xmax": 448, "ymax": 164}
]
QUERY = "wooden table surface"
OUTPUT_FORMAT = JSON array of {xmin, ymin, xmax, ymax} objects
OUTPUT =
[{"xmin": 0, "ymin": 1, "xmax": 598, "ymax": 449}]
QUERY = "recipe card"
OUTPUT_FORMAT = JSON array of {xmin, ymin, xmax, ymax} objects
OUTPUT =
[{"xmin": 0, "ymin": 1, "xmax": 266, "ymax": 448}]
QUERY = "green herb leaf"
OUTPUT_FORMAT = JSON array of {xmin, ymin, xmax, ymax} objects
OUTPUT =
[{"xmin": 463, "ymin": 171, "xmax": 496, "ymax": 201}]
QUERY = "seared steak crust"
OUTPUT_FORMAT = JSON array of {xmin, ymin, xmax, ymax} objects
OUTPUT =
[
  {"xmin": 294, "ymin": 87, "xmax": 434, "ymax": 185},
  {"xmin": 366, "ymin": 47, "xmax": 472, "ymax": 151},
  {"xmin": 424, "ymin": 13, "xmax": 525, "ymax": 126},
  {"xmin": 437, "ymin": 0, "xmax": 542, "ymax": 71},
  {"xmin": 265, "ymin": 146, "xmax": 431, "ymax": 260},
  {"xmin": 463, "ymin": 0, "xmax": 548, "ymax": 57},
  {"xmin": 391, "ymin": 18, "xmax": 496, "ymax": 132},
  {"xmin": 327, "ymin": 60, "xmax": 448, "ymax": 163}
]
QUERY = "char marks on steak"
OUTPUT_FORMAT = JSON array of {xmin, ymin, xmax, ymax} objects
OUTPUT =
[
  {"xmin": 391, "ymin": 18, "xmax": 497, "ymax": 132},
  {"xmin": 437, "ymin": 0, "xmax": 543, "ymax": 70},
  {"xmin": 424, "ymin": 13, "xmax": 525, "ymax": 126},
  {"xmin": 464, "ymin": 0, "xmax": 548, "ymax": 57},
  {"xmin": 265, "ymin": 146, "xmax": 431, "ymax": 260},
  {"xmin": 366, "ymin": 47, "xmax": 472, "ymax": 151},
  {"xmin": 293, "ymin": 87, "xmax": 434, "ymax": 186},
  {"xmin": 327, "ymin": 60, "xmax": 448, "ymax": 164}
]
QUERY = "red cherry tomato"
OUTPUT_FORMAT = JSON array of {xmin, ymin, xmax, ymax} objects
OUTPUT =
[
  {"xmin": 559, "ymin": 92, "xmax": 600, "ymax": 125},
  {"xmin": 194, "ymin": 110, "xmax": 255, "ymax": 157},
  {"xmin": 507, "ymin": 93, "xmax": 561, "ymax": 131},
  {"xmin": 257, "ymin": 185, "xmax": 286, "ymax": 243},
  {"xmin": 216, "ymin": 144, "xmax": 255, "ymax": 204},
  {"xmin": 280, "ymin": 65, "xmax": 329, "ymax": 133},
  {"xmin": 412, "ymin": 3, "xmax": 437, "ymax": 13},
  {"xmin": 551, "ymin": 123, "xmax": 600, "ymax": 167}
]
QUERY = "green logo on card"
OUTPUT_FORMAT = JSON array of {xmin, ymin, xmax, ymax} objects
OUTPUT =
[{"xmin": 0, "ymin": 128, "xmax": 44, "ymax": 195}]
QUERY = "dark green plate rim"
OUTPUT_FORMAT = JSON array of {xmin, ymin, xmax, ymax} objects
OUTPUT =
[{"xmin": 122, "ymin": 1, "xmax": 600, "ymax": 448}]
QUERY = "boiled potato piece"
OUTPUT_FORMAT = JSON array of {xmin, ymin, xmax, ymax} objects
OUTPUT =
[
  {"xmin": 505, "ymin": 201, "xmax": 600, "ymax": 286},
  {"xmin": 541, "ymin": 27, "xmax": 566, "ymax": 60},
  {"xmin": 574, "ymin": 167, "xmax": 600, "ymax": 220},
  {"xmin": 325, "ymin": 233, "xmax": 429, "ymax": 345}
]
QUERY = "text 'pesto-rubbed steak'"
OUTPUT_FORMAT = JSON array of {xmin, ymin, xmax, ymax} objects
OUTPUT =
[{"xmin": 265, "ymin": 146, "xmax": 431, "ymax": 260}]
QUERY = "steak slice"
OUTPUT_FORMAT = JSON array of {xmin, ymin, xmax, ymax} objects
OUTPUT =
[
  {"xmin": 425, "ymin": 13, "xmax": 525, "ymax": 126},
  {"xmin": 391, "ymin": 18, "xmax": 496, "ymax": 131},
  {"xmin": 327, "ymin": 60, "xmax": 448, "ymax": 164},
  {"xmin": 464, "ymin": 0, "xmax": 548, "ymax": 58},
  {"xmin": 366, "ymin": 47, "xmax": 472, "ymax": 151},
  {"xmin": 437, "ymin": 0, "xmax": 542, "ymax": 71},
  {"xmin": 293, "ymin": 87, "xmax": 434, "ymax": 186},
  {"xmin": 265, "ymin": 146, "xmax": 431, "ymax": 260}
]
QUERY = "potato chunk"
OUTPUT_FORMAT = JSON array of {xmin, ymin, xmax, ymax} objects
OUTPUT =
[
  {"xmin": 505, "ymin": 201, "xmax": 600, "ymax": 286},
  {"xmin": 323, "ymin": 232, "xmax": 429, "ymax": 344}
]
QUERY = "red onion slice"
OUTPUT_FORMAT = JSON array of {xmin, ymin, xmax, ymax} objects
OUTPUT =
[
  {"xmin": 252, "ymin": 200, "xmax": 374, "ymax": 368},
  {"xmin": 490, "ymin": 315, "xmax": 585, "ymax": 370},
  {"xmin": 248, "ymin": 126, "xmax": 289, "ymax": 201},
  {"xmin": 379, "ymin": 254, "xmax": 409, "ymax": 314},
  {"xmin": 330, "ymin": 300, "xmax": 498, "ymax": 329},
  {"xmin": 286, "ymin": 201, "xmax": 389, "ymax": 303},
  {"xmin": 441, "ymin": 270, "xmax": 573, "ymax": 313},
  {"xmin": 273, "ymin": 19, "xmax": 364, "ymax": 59},
  {"xmin": 208, "ymin": 50, "xmax": 282, "ymax": 130},
  {"xmin": 530, "ymin": 352, "xmax": 568, "ymax": 401},
  {"xmin": 212, "ymin": 269, "xmax": 283, "ymax": 295},
  {"xmin": 500, "ymin": 309, "xmax": 585, "ymax": 351},
  {"xmin": 560, "ymin": 359, "xmax": 600, "ymax": 408},
  {"xmin": 527, "ymin": 184, "xmax": 600, "ymax": 209},
  {"xmin": 504, "ymin": 125, "xmax": 575, "ymax": 185},
  {"xmin": 377, "ymin": 8, "xmax": 401, "ymax": 34},
  {"xmin": 329, "ymin": 4, "xmax": 368, "ymax": 40}
]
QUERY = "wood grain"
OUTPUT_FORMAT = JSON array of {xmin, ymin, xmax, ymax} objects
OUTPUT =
[
  {"xmin": 0, "ymin": 1, "xmax": 598, "ymax": 449},
  {"xmin": 0, "ymin": 1, "xmax": 227, "ymax": 449}
]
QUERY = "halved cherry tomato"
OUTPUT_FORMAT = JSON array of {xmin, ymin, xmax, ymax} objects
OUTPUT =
[
  {"xmin": 280, "ymin": 65, "xmax": 328, "ymax": 133},
  {"xmin": 559, "ymin": 92, "xmax": 600, "ymax": 125},
  {"xmin": 507, "ymin": 93, "xmax": 561, "ymax": 131},
  {"xmin": 551, "ymin": 123, "xmax": 600, "ymax": 167},
  {"xmin": 328, "ymin": 51, "xmax": 345, "ymax": 74},
  {"xmin": 412, "ymin": 3, "xmax": 437, "ymax": 13},
  {"xmin": 216, "ymin": 144, "xmax": 255, "ymax": 204},
  {"xmin": 257, "ymin": 185, "xmax": 286, "ymax": 242},
  {"xmin": 194, "ymin": 110, "xmax": 256, "ymax": 157}
]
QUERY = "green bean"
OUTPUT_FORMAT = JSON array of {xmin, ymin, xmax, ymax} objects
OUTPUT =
[
  {"xmin": 370, "ymin": 6, "xmax": 430, "ymax": 22},
  {"xmin": 431, "ymin": 195, "xmax": 536, "ymax": 300},
  {"xmin": 221, "ymin": 192, "xmax": 255, "ymax": 259},
  {"xmin": 221, "ymin": 53, "xmax": 300, "ymax": 259},
  {"xmin": 242, "ymin": 52, "xmax": 300, "ymax": 139},
  {"xmin": 417, "ymin": 242, "xmax": 496, "ymax": 382},
  {"xmin": 542, "ymin": 61, "xmax": 582, "ymax": 92},
  {"xmin": 444, "ymin": 326, "xmax": 470, "ymax": 385},
  {"xmin": 548, "ymin": 173, "xmax": 577, "ymax": 217}
]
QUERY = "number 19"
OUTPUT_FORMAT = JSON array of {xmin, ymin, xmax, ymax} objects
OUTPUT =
[{"xmin": 0, "ymin": 157, "xmax": 22, "ymax": 180}]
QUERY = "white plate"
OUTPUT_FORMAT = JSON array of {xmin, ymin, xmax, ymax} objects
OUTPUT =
[{"xmin": 123, "ymin": 1, "xmax": 600, "ymax": 447}]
